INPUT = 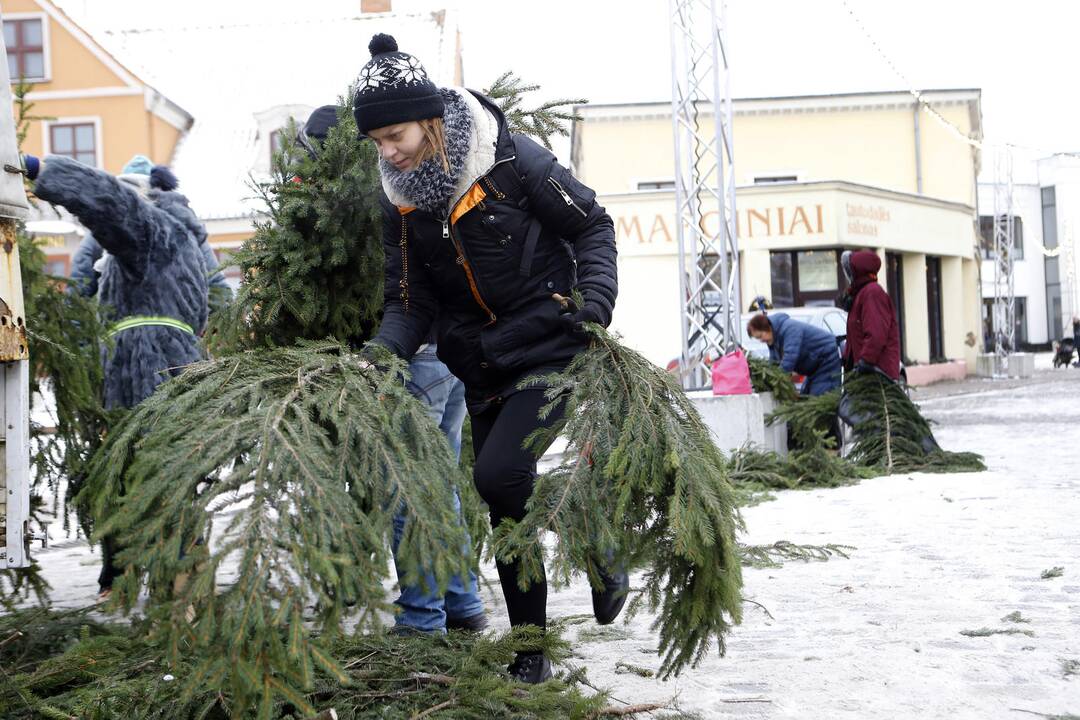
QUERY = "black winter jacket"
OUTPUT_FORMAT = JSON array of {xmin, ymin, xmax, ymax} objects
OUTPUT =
[{"xmin": 371, "ymin": 91, "xmax": 617, "ymax": 397}]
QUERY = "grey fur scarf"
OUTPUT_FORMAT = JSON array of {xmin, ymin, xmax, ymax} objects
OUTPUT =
[{"xmin": 379, "ymin": 88, "xmax": 472, "ymax": 216}]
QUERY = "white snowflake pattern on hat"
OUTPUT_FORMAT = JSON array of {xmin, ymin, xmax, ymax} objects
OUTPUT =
[
  {"xmin": 357, "ymin": 55, "xmax": 430, "ymax": 94},
  {"xmin": 387, "ymin": 55, "xmax": 428, "ymax": 85}
]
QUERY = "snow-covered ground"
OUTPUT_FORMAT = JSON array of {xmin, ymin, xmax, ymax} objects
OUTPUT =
[{"xmin": 24, "ymin": 366, "xmax": 1080, "ymax": 718}]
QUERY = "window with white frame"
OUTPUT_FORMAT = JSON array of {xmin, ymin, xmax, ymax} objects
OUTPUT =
[
  {"xmin": 49, "ymin": 123, "xmax": 98, "ymax": 166},
  {"xmin": 4, "ymin": 17, "xmax": 46, "ymax": 82}
]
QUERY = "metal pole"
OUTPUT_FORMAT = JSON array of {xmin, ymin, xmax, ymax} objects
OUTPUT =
[
  {"xmin": 668, "ymin": 0, "xmax": 693, "ymax": 385},
  {"xmin": 992, "ymin": 146, "xmax": 1015, "ymax": 378},
  {"xmin": 668, "ymin": 0, "xmax": 738, "ymax": 389}
]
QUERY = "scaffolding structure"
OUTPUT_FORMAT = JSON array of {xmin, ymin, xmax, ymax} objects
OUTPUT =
[
  {"xmin": 668, "ymin": 0, "xmax": 740, "ymax": 390},
  {"xmin": 991, "ymin": 146, "xmax": 1016, "ymax": 377}
]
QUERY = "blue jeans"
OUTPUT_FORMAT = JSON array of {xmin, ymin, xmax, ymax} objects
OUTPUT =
[{"xmin": 391, "ymin": 345, "xmax": 483, "ymax": 632}]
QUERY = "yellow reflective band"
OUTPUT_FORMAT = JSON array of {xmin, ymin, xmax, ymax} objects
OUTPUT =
[{"xmin": 109, "ymin": 315, "xmax": 195, "ymax": 338}]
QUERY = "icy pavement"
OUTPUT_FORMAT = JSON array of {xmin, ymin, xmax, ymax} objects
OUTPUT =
[
  {"xmin": 542, "ymin": 368, "xmax": 1080, "ymax": 718},
  {"xmin": 24, "ymin": 368, "xmax": 1080, "ymax": 718}
]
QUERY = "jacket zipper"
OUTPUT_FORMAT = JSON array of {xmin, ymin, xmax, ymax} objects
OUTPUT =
[
  {"xmin": 547, "ymin": 177, "xmax": 588, "ymax": 217},
  {"xmin": 438, "ymin": 155, "xmax": 517, "ymax": 325},
  {"xmin": 443, "ymin": 220, "xmax": 496, "ymax": 325}
]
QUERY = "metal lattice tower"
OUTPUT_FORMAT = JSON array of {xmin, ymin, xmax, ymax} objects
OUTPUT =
[
  {"xmin": 991, "ymin": 146, "xmax": 1016, "ymax": 377},
  {"xmin": 668, "ymin": 0, "xmax": 740, "ymax": 390}
]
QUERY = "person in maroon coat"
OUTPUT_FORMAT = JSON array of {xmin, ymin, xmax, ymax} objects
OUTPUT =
[{"xmin": 841, "ymin": 249, "xmax": 901, "ymax": 381}]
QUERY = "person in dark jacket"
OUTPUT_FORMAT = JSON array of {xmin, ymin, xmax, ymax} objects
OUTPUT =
[
  {"xmin": 355, "ymin": 34, "xmax": 623, "ymax": 683},
  {"xmin": 24, "ymin": 152, "xmax": 210, "ymax": 594},
  {"xmin": 1072, "ymin": 316, "xmax": 1080, "ymax": 368},
  {"xmin": 298, "ymin": 108, "xmax": 487, "ymax": 635},
  {"xmin": 68, "ymin": 160, "xmax": 232, "ymax": 311},
  {"xmin": 841, "ymin": 249, "xmax": 901, "ymax": 381},
  {"xmin": 747, "ymin": 312, "xmax": 842, "ymax": 395}
]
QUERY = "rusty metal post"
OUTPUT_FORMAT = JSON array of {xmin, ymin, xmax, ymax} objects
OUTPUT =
[{"xmin": 0, "ymin": 12, "xmax": 34, "ymax": 569}]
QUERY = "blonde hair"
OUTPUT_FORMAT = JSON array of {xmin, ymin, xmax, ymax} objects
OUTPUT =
[{"xmin": 415, "ymin": 118, "xmax": 450, "ymax": 172}]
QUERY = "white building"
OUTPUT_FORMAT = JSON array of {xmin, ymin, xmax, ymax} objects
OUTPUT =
[{"xmin": 979, "ymin": 153, "xmax": 1080, "ymax": 347}]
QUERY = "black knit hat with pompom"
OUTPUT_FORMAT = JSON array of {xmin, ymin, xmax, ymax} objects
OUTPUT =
[{"xmin": 352, "ymin": 33, "xmax": 444, "ymax": 135}]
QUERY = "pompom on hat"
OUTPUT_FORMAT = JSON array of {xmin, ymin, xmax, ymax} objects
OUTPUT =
[{"xmin": 352, "ymin": 33, "xmax": 444, "ymax": 135}]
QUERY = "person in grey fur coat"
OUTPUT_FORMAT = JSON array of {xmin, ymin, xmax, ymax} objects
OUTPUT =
[
  {"xmin": 69, "ymin": 174, "xmax": 232, "ymax": 311},
  {"xmin": 25, "ymin": 153, "xmax": 212, "ymax": 592},
  {"xmin": 28, "ymin": 155, "xmax": 210, "ymax": 409}
]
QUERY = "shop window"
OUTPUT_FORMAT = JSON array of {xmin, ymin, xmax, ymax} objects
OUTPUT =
[
  {"xmin": 270, "ymin": 130, "xmax": 282, "ymax": 156},
  {"xmin": 770, "ymin": 248, "xmax": 843, "ymax": 308},
  {"xmin": 982, "ymin": 297, "xmax": 1028, "ymax": 350},
  {"xmin": 978, "ymin": 215, "xmax": 1024, "ymax": 260},
  {"xmin": 769, "ymin": 252, "xmax": 794, "ymax": 307},
  {"xmin": 4, "ymin": 18, "xmax": 46, "ymax": 82},
  {"xmin": 49, "ymin": 123, "xmax": 97, "ymax": 166},
  {"xmin": 796, "ymin": 250, "xmax": 838, "ymax": 292},
  {"xmin": 44, "ymin": 256, "xmax": 68, "ymax": 277},
  {"xmin": 1042, "ymin": 186, "xmax": 1061, "ymax": 340}
]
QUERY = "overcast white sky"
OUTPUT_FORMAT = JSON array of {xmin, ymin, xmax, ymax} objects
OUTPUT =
[
  {"xmin": 63, "ymin": 0, "xmax": 1080, "ymax": 177},
  {"xmin": 393, "ymin": 0, "xmax": 1079, "ymax": 174}
]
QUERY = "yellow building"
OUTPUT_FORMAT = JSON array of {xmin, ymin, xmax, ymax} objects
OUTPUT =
[
  {"xmin": 572, "ymin": 90, "xmax": 985, "ymax": 374},
  {"xmin": 3, "ymin": 0, "xmax": 192, "ymax": 272}
]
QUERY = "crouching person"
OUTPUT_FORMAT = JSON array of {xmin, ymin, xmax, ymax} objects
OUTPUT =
[{"xmin": 747, "ymin": 312, "xmax": 842, "ymax": 396}]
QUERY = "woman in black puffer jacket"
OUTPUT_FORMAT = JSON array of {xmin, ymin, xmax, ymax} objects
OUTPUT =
[{"xmin": 356, "ymin": 34, "xmax": 621, "ymax": 683}]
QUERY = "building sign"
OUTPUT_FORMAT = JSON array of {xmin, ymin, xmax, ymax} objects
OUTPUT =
[
  {"xmin": 845, "ymin": 203, "xmax": 891, "ymax": 237},
  {"xmin": 613, "ymin": 203, "xmax": 826, "ymax": 251},
  {"xmin": 736, "ymin": 204, "xmax": 824, "ymax": 239}
]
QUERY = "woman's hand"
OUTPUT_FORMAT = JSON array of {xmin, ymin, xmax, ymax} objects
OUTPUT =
[{"xmin": 553, "ymin": 293, "xmax": 602, "ymax": 338}]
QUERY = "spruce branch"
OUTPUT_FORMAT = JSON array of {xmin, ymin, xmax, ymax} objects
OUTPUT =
[
  {"xmin": 79, "ymin": 342, "xmax": 471, "ymax": 717},
  {"xmin": 495, "ymin": 326, "xmax": 743, "ymax": 679},
  {"xmin": 206, "ymin": 102, "xmax": 384, "ymax": 354},
  {"xmin": 484, "ymin": 71, "xmax": 586, "ymax": 150},
  {"xmin": 842, "ymin": 372, "xmax": 985, "ymax": 473}
]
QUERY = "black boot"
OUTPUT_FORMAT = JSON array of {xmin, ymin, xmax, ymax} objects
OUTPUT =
[
  {"xmin": 591, "ymin": 564, "xmax": 629, "ymax": 626},
  {"xmin": 507, "ymin": 652, "xmax": 552, "ymax": 684},
  {"xmin": 446, "ymin": 612, "xmax": 489, "ymax": 632}
]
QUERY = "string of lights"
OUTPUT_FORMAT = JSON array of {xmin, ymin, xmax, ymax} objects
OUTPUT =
[{"xmin": 838, "ymin": 0, "xmax": 1080, "ymax": 161}]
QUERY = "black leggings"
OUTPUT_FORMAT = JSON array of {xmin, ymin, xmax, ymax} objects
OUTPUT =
[{"xmin": 471, "ymin": 388, "xmax": 566, "ymax": 630}]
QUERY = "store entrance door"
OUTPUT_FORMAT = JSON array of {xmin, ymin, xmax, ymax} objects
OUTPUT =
[
  {"xmin": 926, "ymin": 256, "xmax": 944, "ymax": 360},
  {"xmin": 886, "ymin": 252, "xmax": 906, "ymax": 362}
]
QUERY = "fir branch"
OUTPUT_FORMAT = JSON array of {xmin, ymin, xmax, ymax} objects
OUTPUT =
[
  {"xmin": 484, "ymin": 72, "xmax": 586, "ymax": 149},
  {"xmin": 206, "ymin": 102, "xmax": 384, "ymax": 354},
  {"xmin": 498, "ymin": 326, "xmax": 743, "ymax": 680},
  {"xmin": 842, "ymin": 372, "xmax": 985, "ymax": 473},
  {"xmin": 738, "ymin": 541, "xmax": 855, "ymax": 569},
  {"xmin": 79, "ymin": 342, "xmax": 472, "ymax": 717},
  {"xmin": 0, "ymin": 610, "xmax": 618, "ymax": 719},
  {"xmin": 959, "ymin": 627, "xmax": 1035, "ymax": 638}
]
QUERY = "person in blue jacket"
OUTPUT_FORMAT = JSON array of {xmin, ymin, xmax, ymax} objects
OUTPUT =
[{"xmin": 747, "ymin": 312, "xmax": 842, "ymax": 396}]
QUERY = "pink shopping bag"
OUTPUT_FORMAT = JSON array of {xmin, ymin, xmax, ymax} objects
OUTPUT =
[{"xmin": 711, "ymin": 348, "xmax": 752, "ymax": 396}]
